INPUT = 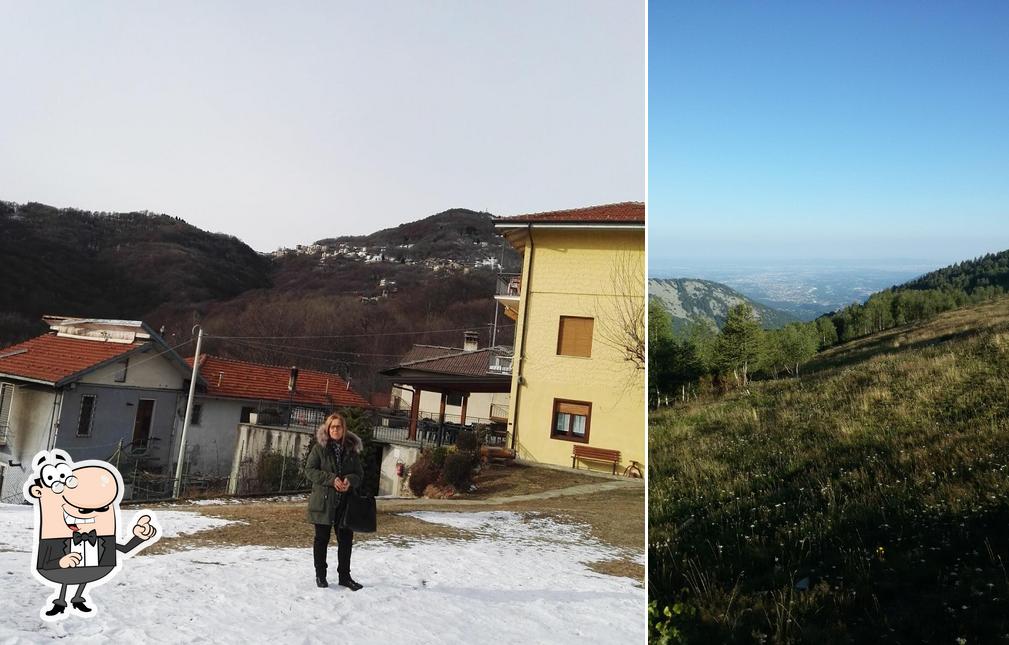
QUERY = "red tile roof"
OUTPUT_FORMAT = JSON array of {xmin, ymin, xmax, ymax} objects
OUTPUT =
[
  {"xmin": 188, "ymin": 355, "xmax": 369, "ymax": 409},
  {"xmin": 0, "ymin": 333, "xmax": 143, "ymax": 385},
  {"xmin": 395, "ymin": 347, "xmax": 507, "ymax": 378},
  {"xmin": 495, "ymin": 202, "xmax": 645, "ymax": 225},
  {"xmin": 399, "ymin": 345, "xmax": 457, "ymax": 364}
]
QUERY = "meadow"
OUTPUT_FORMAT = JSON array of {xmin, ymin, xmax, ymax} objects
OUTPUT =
[{"xmin": 649, "ymin": 299, "xmax": 1009, "ymax": 643}]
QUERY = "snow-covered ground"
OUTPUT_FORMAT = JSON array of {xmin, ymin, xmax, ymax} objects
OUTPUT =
[{"xmin": 0, "ymin": 504, "xmax": 645, "ymax": 644}]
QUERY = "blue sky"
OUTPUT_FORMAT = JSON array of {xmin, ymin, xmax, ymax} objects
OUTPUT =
[{"xmin": 649, "ymin": 2, "xmax": 1009, "ymax": 266}]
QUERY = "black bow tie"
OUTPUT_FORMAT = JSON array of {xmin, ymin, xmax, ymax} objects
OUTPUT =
[{"xmin": 72, "ymin": 530, "xmax": 97, "ymax": 546}]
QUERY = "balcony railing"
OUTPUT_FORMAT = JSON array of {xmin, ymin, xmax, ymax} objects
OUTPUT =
[
  {"xmin": 488, "ymin": 354, "xmax": 513, "ymax": 374},
  {"xmin": 489, "ymin": 403, "xmax": 509, "ymax": 421},
  {"xmin": 371, "ymin": 411, "xmax": 508, "ymax": 447},
  {"xmin": 0, "ymin": 423, "xmax": 8, "ymax": 445},
  {"xmin": 495, "ymin": 273, "xmax": 522, "ymax": 298}
]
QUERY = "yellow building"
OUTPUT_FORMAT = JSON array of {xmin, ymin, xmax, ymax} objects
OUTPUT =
[{"xmin": 495, "ymin": 203, "xmax": 645, "ymax": 475}]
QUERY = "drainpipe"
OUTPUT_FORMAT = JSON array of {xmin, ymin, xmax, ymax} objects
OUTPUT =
[
  {"xmin": 46, "ymin": 389, "xmax": 64, "ymax": 451},
  {"xmin": 510, "ymin": 225, "xmax": 534, "ymax": 452}
]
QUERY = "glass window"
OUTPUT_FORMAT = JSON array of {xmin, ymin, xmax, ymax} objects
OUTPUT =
[
  {"xmin": 551, "ymin": 399, "xmax": 591, "ymax": 442},
  {"xmin": 77, "ymin": 395, "xmax": 97, "ymax": 437}
]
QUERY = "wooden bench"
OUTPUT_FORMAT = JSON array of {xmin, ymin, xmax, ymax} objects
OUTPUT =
[{"xmin": 571, "ymin": 445, "xmax": 621, "ymax": 475}]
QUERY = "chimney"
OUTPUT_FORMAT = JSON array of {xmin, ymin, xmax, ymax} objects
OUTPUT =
[
  {"xmin": 463, "ymin": 331, "xmax": 479, "ymax": 352},
  {"xmin": 288, "ymin": 366, "xmax": 299, "ymax": 392}
]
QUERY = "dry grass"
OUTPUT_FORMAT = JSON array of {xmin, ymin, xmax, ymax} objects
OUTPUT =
[
  {"xmin": 461, "ymin": 462, "xmax": 603, "ymax": 499},
  {"xmin": 650, "ymin": 298, "xmax": 1009, "ymax": 643},
  {"xmin": 588, "ymin": 558, "xmax": 645, "ymax": 584},
  {"xmin": 144, "ymin": 466, "xmax": 645, "ymax": 583}
]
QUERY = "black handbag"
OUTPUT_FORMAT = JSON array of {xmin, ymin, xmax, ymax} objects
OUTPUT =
[{"xmin": 340, "ymin": 492, "xmax": 377, "ymax": 533}]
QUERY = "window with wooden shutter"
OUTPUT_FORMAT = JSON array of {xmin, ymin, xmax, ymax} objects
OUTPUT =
[
  {"xmin": 557, "ymin": 316, "xmax": 594, "ymax": 357},
  {"xmin": 551, "ymin": 399, "xmax": 591, "ymax": 442}
]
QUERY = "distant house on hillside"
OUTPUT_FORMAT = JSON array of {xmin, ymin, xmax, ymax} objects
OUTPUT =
[
  {"xmin": 494, "ymin": 202, "xmax": 645, "ymax": 474},
  {"xmin": 184, "ymin": 355, "xmax": 371, "ymax": 481},
  {"xmin": 0, "ymin": 317, "xmax": 195, "ymax": 501}
]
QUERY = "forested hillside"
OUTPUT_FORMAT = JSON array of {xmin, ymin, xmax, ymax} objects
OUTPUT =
[
  {"xmin": 0, "ymin": 201, "xmax": 272, "ymax": 343},
  {"xmin": 0, "ymin": 201, "xmax": 515, "ymax": 395}
]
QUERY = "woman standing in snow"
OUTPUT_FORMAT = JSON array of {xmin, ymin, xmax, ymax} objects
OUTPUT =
[{"xmin": 305, "ymin": 411, "xmax": 365, "ymax": 590}]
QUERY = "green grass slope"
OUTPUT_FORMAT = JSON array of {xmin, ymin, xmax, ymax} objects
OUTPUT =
[{"xmin": 649, "ymin": 297, "xmax": 1009, "ymax": 643}]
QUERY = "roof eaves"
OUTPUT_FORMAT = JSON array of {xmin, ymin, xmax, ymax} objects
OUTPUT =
[{"xmin": 0, "ymin": 372, "xmax": 56, "ymax": 387}]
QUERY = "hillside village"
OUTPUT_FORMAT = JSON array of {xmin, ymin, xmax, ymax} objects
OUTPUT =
[{"xmin": 0, "ymin": 202, "xmax": 646, "ymax": 507}]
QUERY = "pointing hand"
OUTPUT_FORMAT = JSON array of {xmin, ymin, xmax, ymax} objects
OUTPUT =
[{"xmin": 133, "ymin": 515, "xmax": 156, "ymax": 540}]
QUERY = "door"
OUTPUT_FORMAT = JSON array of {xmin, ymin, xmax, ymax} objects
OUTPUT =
[{"xmin": 132, "ymin": 399, "xmax": 156, "ymax": 451}]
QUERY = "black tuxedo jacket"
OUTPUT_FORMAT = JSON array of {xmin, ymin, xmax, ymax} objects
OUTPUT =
[{"xmin": 36, "ymin": 534, "xmax": 144, "ymax": 570}]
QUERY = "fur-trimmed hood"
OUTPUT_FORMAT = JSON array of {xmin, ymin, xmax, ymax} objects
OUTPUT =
[{"xmin": 315, "ymin": 427, "xmax": 363, "ymax": 453}]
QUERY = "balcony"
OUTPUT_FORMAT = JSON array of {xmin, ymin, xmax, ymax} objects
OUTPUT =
[
  {"xmin": 488, "ymin": 354, "xmax": 513, "ymax": 375},
  {"xmin": 494, "ymin": 273, "xmax": 522, "ymax": 320}
]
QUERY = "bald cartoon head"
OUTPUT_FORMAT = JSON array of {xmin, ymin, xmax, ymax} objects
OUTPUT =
[{"xmin": 26, "ymin": 450, "xmax": 123, "ymax": 540}]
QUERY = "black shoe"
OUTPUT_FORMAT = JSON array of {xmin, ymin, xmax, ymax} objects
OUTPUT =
[
  {"xmin": 338, "ymin": 577, "xmax": 363, "ymax": 591},
  {"xmin": 72, "ymin": 601, "xmax": 91, "ymax": 613},
  {"xmin": 45, "ymin": 602, "xmax": 66, "ymax": 616},
  {"xmin": 316, "ymin": 575, "xmax": 328, "ymax": 588}
]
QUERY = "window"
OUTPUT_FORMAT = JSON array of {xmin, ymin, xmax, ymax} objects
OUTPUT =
[
  {"xmin": 551, "ymin": 399, "xmax": 591, "ymax": 442},
  {"xmin": 0, "ymin": 383, "xmax": 13, "ymax": 445},
  {"xmin": 557, "ymin": 316, "xmax": 594, "ymax": 357},
  {"xmin": 114, "ymin": 359, "xmax": 129, "ymax": 383},
  {"xmin": 190, "ymin": 403, "xmax": 203, "ymax": 426},
  {"xmin": 77, "ymin": 395, "xmax": 97, "ymax": 437},
  {"xmin": 446, "ymin": 393, "xmax": 464, "ymax": 407}
]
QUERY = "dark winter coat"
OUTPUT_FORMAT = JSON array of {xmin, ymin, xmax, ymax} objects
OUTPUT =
[{"xmin": 305, "ymin": 431, "xmax": 364, "ymax": 525}]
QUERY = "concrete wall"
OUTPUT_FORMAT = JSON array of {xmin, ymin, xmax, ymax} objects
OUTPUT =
[
  {"xmin": 179, "ymin": 398, "xmax": 247, "ymax": 479},
  {"xmin": 0, "ymin": 380, "xmax": 59, "ymax": 501},
  {"xmin": 228, "ymin": 423, "xmax": 314, "ymax": 494},
  {"xmin": 378, "ymin": 443, "xmax": 421, "ymax": 497},
  {"xmin": 507, "ymin": 228, "xmax": 645, "ymax": 473}
]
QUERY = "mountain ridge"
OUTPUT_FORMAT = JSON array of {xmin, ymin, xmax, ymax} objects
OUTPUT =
[{"xmin": 648, "ymin": 277, "xmax": 797, "ymax": 331}]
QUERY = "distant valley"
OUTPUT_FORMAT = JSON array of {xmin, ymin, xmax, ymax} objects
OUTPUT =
[
  {"xmin": 649, "ymin": 260, "xmax": 934, "ymax": 320},
  {"xmin": 648, "ymin": 277, "xmax": 796, "ymax": 330}
]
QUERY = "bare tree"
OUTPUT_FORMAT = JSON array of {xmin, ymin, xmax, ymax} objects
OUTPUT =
[{"xmin": 594, "ymin": 250, "xmax": 646, "ymax": 371}]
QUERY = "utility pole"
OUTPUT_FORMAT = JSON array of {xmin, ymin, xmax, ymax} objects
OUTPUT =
[{"xmin": 173, "ymin": 325, "xmax": 203, "ymax": 499}]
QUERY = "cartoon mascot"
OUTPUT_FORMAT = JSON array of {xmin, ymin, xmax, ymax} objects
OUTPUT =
[{"xmin": 23, "ymin": 449, "xmax": 160, "ymax": 620}]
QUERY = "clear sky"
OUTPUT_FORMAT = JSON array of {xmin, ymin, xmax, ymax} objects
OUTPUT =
[
  {"xmin": 649, "ymin": 2, "xmax": 1009, "ymax": 267},
  {"xmin": 0, "ymin": 1, "xmax": 644, "ymax": 251}
]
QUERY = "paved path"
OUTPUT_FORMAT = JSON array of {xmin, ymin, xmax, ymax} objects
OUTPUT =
[{"xmin": 378, "ymin": 478, "xmax": 643, "ymax": 510}]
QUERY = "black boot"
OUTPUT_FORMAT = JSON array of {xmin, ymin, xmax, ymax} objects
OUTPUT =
[
  {"xmin": 45, "ymin": 601, "xmax": 66, "ymax": 616},
  {"xmin": 338, "ymin": 576, "xmax": 363, "ymax": 591},
  {"xmin": 72, "ymin": 600, "xmax": 92, "ymax": 613},
  {"xmin": 316, "ymin": 575, "xmax": 328, "ymax": 588}
]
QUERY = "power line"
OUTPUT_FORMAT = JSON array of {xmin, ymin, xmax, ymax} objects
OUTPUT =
[
  {"xmin": 209, "ymin": 324, "xmax": 514, "ymax": 341},
  {"xmin": 218, "ymin": 338, "xmax": 384, "ymax": 369}
]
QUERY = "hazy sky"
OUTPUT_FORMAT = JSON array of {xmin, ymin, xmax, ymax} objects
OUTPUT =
[
  {"xmin": 650, "ymin": 2, "xmax": 1009, "ymax": 267},
  {"xmin": 0, "ymin": 1, "xmax": 645, "ymax": 251}
]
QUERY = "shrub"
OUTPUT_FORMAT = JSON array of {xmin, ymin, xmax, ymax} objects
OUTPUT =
[
  {"xmin": 429, "ymin": 446, "xmax": 449, "ymax": 469},
  {"xmin": 456, "ymin": 429, "xmax": 479, "ymax": 452},
  {"xmin": 407, "ymin": 453, "xmax": 440, "ymax": 497},
  {"xmin": 440, "ymin": 450, "xmax": 479, "ymax": 490}
]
